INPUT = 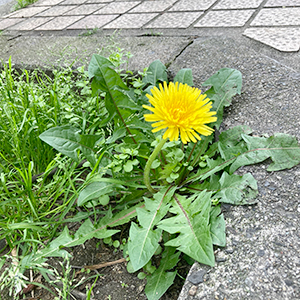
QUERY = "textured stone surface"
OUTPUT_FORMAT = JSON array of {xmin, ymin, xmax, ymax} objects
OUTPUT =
[
  {"xmin": 8, "ymin": 16, "xmax": 53, "ymax": 30},
  {"xmin": 1, "ymin": 0, "xmax": 300, "ymax": 52},
  {"xmin": 8, "ymin": 6, "xmax": 50, "ymax": 18},
  {"xmin": 145, "ymin": 12, "xmax": 202, "ymax": 28},
  {"xmin": 130, "ymin": 0, "xmax": 174, "ymax": 13},
  {"xmin": 35, "ymin": 15, "xmax": 83, "ymax": 29},
  {"xmin": 34, "ymin": 0, "xmax": 64, "ymax": 6},
  {"xmin": 264, "ymin": 0, "xmax": 300, "ymax": 6},
  {"xmin": 213, "ymin": 0, "xmax": 264, "ymax": 9},
  {"xmin": 68, "ymin": 13, "xmax": 118, "ymax": 28},
  {"xmin": 251, "ymin": 7, "xmax": 300, "ymax": 26},
  {"xmin": 0, "ymin": 17, "xmax": 22, "ymax": 29},
  {"xmin": 168, "ymin": 36, "xmax": 300, "ymax": 300},
  {"xmin": 103, "ymin": 12, "xmax": 157, "ymax": 28},
  {"xmin": 63, "ymin": 4, "xmax": 105, "ymax": 15},
  {"xmin": 244, "ymin": 27, "xmax": 300, "ymax": 52},
  {"xmin": 85, "ymin": 0, "xmax": 112, "ymax": 2},
  {"xmin": 169, "ymin": 0, "xmax": 217, "ymax": 11},
  {"xmin": 195, "ymin": 10, "xmax": 255, "ymax": 27},
  {"xmin": 59, "ymin": 0, "xmax": 89, "ymax": 4},
  {"xmin": 95, "ymin": 1, "xmax": 140, "ymax": 13},
  {"xmin": 36, "ymin": 5, "xmax": 75, "ymax": 16}
]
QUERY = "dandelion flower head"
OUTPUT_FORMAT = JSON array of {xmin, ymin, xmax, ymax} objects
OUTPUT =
[{"xmin": 143, "ymin": 81, "xmax": 217, "ymax": 144}]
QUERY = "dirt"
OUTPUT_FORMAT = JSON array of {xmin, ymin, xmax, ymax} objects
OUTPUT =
[{"xmin": 0, "ymin": 235, "xmax": 189, "ymax": 300}]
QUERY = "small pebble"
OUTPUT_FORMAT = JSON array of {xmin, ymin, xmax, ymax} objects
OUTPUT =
[
  {"xmin": 284, "ymin": 279, "xmax": 293, "ymax": 286},
  {"xmin": 187, "ymin": 269, "xmax": 206, "ymax": 285},
  {"xmin": 188, "ymin": 285, "xmax": 198, "ymax": 296},
  {"xmin": 225, "ymin": 248, "xmax": 234, "ymax": 254},
  {"xmin": 216, "ymin": 257, "xmax": 226, "ymax": 263},
  {"xmin": 257, "ymin": 249, "xmax": 265, "ymax": 257},
  {"xmin": 245, "ymin": 277, "xmax": 253, "ymax": 287}
]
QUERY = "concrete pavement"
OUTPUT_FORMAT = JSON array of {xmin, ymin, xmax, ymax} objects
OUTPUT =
[{"xmin": 0, "ymin": 0, "xmax": 300, "ymax": 51}]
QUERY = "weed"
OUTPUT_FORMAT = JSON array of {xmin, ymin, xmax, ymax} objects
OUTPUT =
[
  {"xmin": 79, "ymin": 27, "xmax": 99, "ymax": 37},
  {"xmin": 14, "ymin": 0, "xmax": 37, "ymax": 10}
]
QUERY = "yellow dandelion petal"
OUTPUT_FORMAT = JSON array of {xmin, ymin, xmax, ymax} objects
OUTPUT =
[
  {"xmin": 143, "ymin": 81, "xmax": 217, "ymax": 143},
  {"xmin": 179, "ymin": 129, "xmax": 189, "ymax": 144},
  {"xmin": 163, "ymin": 126, "xmax": 179, "ymax": 141},
  {"xmin": 152, "ymin": 123, "xmax": 168, "ymax": 133},
  {"xmin": 187, "ymin": 130, "xmax": 198, "ymax": 143}
]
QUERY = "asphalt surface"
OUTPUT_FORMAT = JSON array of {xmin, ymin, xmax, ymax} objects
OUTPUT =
[{"xmin": 0, "ymin": 0, "xmax": 300, "ymax": 299}]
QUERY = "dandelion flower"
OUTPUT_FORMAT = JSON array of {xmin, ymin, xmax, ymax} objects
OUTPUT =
[{"xmin": 143, "ymin": 81, "xmax": 217, "ymax": 144}]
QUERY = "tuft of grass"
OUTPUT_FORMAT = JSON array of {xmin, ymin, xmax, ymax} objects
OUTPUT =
[
  {"xmin": 14, "ymin": 0, "xmax": 38, "ymax": 10},
  {"xmin": 0, "ymin": 57, "xmax": 105, "ymax": 257},
  {"xmin": 0, "ymin": 44, "xmax": 133, "ymax": 298}
]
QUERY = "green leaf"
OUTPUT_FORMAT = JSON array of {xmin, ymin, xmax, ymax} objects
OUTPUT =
[
  {"xmin": 203, "ymin": 68, "xmax": 242, "ymax": 94},
  {"xmin": 229, "ymin": 133, "xmax": 300, "ymax": 173},
  {"xmin": 207, "ymin": 125, "xmax": 253, "ymax": 158},
  {"xmin": 128, "ymin": 187, "xmax": 176, "ymax": 271},
  {"xmin": 106, "ymin": 127, "xmax": 126, "ymax": 144},
  {"xmin": 145, "ymin": 247, "xmax": 180, "ymax": 300},
  {"xmin": 123, "ymin": 160, "xmax": 133, "ymax": 172},
  {"xmin": 215, "ymin": 172, "xmax": 258, "ymax": 205},
  {"xmin": 173, "ymin": 68, "xmax": 194, "ymax": 86},
  {"xmin": 88, "ymin": 54, "xmax": 128, "ymax": 94},
  {"xmin": 36, "ymin": 227, "xmax": 73, "ymax": 258},
  {"xmin": 203, "ymin": 68, "xmax": 242, "ymax": 129},
  {"xmin": 186, "ymin": 156, "xmax": 231, "ymax": 183},
  {"xmin": 108, "ymin": 203, "xmax": 143, "ymax": 227},
  {"xmin": 80, "ymin": 134, "xmax": 102, "ymax": 167},
  {"xmin": 77, "ymin": 181, "xmax": 115, "ymax": 206},
  {"xmin": 39, "ymin": 126, "xmax": 100, "ymax": 165},
  {"xmin": 210, "ymin": 205, "xmax": 226, "ymax": 247},
  {"xmin": 67, "ymin": 217, "xmax": 119, "ymax": 248},
  {"xmin": 39, "ymin": 126, "xmax": 81, "ymax": 162},
  {"xmin": 32, "ymin": 212, "xmax": 120, "ymax": 261},
  {"xmin": 158, "ymin": 191, "xmax": 215, "ymax": 267},
  {"xmin": 143, "ymin": 60, "xmax": 168, "ymax": 85}
]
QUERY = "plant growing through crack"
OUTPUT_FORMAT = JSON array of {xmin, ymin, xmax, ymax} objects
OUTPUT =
[
  {"xmin": 36, "ymin": 55, "xmax": 300, "ymax": 300},
  {"xmin": 1, "ymin": 53, "xmax": 300, "ymax": 300}
]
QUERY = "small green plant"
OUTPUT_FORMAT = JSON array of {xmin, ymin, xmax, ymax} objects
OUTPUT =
[
  {"xmin": 14, "ymin": 0, "xmax": 37, "ymax": 10},
  {"xmin": 36, "ymin": 55, "xmax": 300, "ymax": 300},
  {"xmin": 79, "ymin": 27, "xmax": 99, "ymax": 37}
]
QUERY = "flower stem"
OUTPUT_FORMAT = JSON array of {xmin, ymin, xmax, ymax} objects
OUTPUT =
[{"xmin": 144, "ymin": 138, "xmax": 167, "ymax": 194}]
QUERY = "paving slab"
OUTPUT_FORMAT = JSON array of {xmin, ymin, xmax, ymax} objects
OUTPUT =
[
  {"xmin": 169, "ymin": 0, "xmax": 217, "ymax": 11},
  {"xmin": 244, "ymin": 27, "xmax": 300, "ymax": 52},
  {"xmin": 251, "ymin": 7, "xmax": 300, "ymax": 26},
  {"xmin": 265, "ymin": 0, "xmax": 300, "ymax": 6},
  {"xmin": 145, "ymin": 12, "xmax": 203, "ymax": 29},
  {"xmin": 1, "ymin": 0, "xmax": 300, "ymax": 52},
  {"xmin": 213, "ymin": 0, "xmax": 264, "ymax": 9},
  {"xmin": 194, "ymin": 10, "xmax": 255, "ymax": 27},
  {"xmin": 168, "ymin": 36, "xmax": 300, "ymax": 300}
]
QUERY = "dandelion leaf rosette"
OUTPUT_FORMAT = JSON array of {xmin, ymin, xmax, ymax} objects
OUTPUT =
[
  {"xmin": 203, "ymin": 68, "xmax": 242, "ymax": 129},
  {"xmin": 210, "ymin": 205, "xmax": 226, "ymax": 247},
  {"xmin": 128, "ymin": 187, "xmax": 176, "ymax": 271},
  {"xmin": 157, "ymin": 191, "xmax": 215, "ymax": 267},
  {"xmin": 229, "ymin": 133, "xmax": 300, "ymax": 173},
  {"xmin": 145, "ymin": 246, "xmax": 180, "ymax": 300}
]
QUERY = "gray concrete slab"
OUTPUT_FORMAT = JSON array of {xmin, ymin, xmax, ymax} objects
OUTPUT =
[
  {"xmin": 0, "ymin": 34, "xmax": 192, "ymax": 71},
  {"xmin": 168, "ymin": 36, "xmax": 300, "ymax": 300}
]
